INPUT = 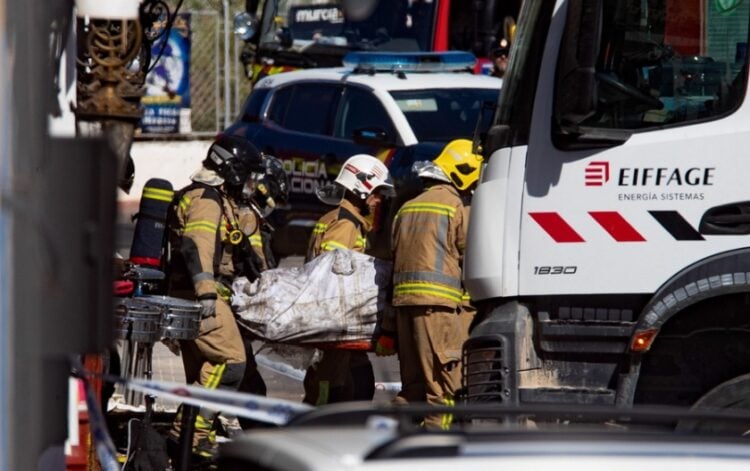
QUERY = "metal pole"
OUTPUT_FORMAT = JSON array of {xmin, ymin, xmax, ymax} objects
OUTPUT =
[
  {"xmin": 214, "ymin": 12, "xmax": 221, "ymax": 134},
  {"xmin": 234, "ymin": 28, "xmax": 241, "ymax": 116},
  {"xmin": 223, "ymin": 0, "xmax": 231, "ymax": 129},
  {"xmin": 175, "ymin": 405, "xmax": 197, "ymax": 471},
  {"xmin": 0, "ymin": 1, "xmax": 13, "ymax": 468}
]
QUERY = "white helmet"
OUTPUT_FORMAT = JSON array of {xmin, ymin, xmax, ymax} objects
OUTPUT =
[{"xmin": 334, "ymin": 154, "xmax": 394, "ymax": 199}]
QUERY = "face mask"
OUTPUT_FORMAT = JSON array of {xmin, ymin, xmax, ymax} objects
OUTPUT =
[{"xmin": 242, "ymin": 180, "xmax": 255, "ymax": 200}]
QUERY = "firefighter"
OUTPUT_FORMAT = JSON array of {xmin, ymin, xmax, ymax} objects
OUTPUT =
[
  {"xmin": 491, "ymin": 38, "xmax": 510, "ymax": 79},
  {"xmin": 235, "ymin": 154, "xmax": 289, "ymax": 429},
  {"xmin": 385, "ymin": 139, "xmax": 482, "ymax": 429},
  {"xmin": 303, "ymin": 154, "xmax": 394, "ymax": 406},
  {"xmin": 166, "ymin": 135, "xmax": 265, "ymax": 459}
]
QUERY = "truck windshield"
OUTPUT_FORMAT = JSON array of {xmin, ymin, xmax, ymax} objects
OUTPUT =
[
  {"xmin": 391, "ymin": 88, "xmax": 501, "ymax": 142},
  {"xmin": 556, "ymin": 0, "xmax": 750, "ymax": 132},
  {"xmin": 258, "ymin": 0, "xmax": 437, "ymax": 53}
]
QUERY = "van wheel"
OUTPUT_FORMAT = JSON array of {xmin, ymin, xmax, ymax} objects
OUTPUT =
[{"xmin": 675, "ymin": 373, "xmax": 750, "ymax": 435}]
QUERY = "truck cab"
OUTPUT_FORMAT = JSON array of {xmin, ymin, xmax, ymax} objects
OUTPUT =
[
  {"xmin": 464, "ymin": 0, "xmax": 750, "ymax": 411},
  {"xmin": 240, "ymin": 0, "xmax": 523, "ymax": 81}
]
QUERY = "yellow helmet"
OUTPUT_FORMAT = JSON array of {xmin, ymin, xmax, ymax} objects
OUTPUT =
[{"xmin": 432, "ymin": 139, "xmax": 483, "ymax": 191}]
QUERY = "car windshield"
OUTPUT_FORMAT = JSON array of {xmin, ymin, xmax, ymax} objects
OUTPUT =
[
  {"xmin": 258, "ymin": 0, "xmax": 437, "ymax": 52},
  {"xmin": 390, "ymin": 88, "xmax": 500, "ymax": 142}
]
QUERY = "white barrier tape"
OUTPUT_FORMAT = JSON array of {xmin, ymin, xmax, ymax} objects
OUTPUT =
[
  {"xmin": 255, "ymin": 353, "xmax": 403, "ymax": 393},
  {"xmin": 80, "ymin": 369, "xmax": 399, "ymax": 470},
  {"xmin": 115, "ymin": 376, "xmax": 313, "ymax": 425},
  {"xmin": 374, "ymin": 382, "xmax": 402, "ymax": 392},
  {"xmin": 74, "ymin": 375, "xmax": 121, "ymax": 471},
  {"xmin": 255, "ymin": 354, "xmax": 306, "ymax": 381}
]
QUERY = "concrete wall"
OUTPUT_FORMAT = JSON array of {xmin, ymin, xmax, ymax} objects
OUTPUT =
[{"xmin": 118, "ymin": 139, "xmax": 212, "ymax": 217}]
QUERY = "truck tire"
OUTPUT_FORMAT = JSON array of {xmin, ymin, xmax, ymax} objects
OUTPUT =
[{"xmin": 675, "ymin": 373, "xmax": 750, "ymax": 435}]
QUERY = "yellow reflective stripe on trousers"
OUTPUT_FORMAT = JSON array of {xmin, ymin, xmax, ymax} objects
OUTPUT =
[
  {"xmin": 194, "ymin": 363, "xmax": 227, "ymax": 434},
  {"xmin": 394, "ymin": 282, "xmax": 463, "ymax": 303},
  {"xmin": 321, "ymin": 240, "xmax": 348, "ymax": 251},
  {"xmin": 195, "ymin": 414, "xmax": 213, "ymax": 431},
  {"xmin": 205, "ymin": 363, "xmax": 226, "ymax": 389},
  {"xmin": 441, "ymin": 395, "xmax": 455, "ymax": 430},
  {"xmin": 185, "ymin": 220, "xmax": 218, "ymax": 234},
  {"xmin": 143, "ymin": 187, "xmax": 175, "ymax": 203}
]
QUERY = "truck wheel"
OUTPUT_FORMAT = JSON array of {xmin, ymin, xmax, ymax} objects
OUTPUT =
[{"xmin": 675, "ymin": 373, "xmax": 750, "ymax": 435}]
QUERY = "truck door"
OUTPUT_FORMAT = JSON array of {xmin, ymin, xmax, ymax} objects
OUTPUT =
[{"xmin": 517, "ymin": 0, "xmax": 750, "ymax": 297}]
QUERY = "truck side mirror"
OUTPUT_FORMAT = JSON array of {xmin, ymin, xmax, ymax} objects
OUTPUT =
[
  {"xmin": 472, "ymin": 100, "xmax": 497, "ymax": 156},
  {"xmin": 352, "ymin": 126, "xmax": 394, "ymax": 147}
]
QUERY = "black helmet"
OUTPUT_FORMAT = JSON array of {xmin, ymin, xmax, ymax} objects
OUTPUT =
[
  {"xmin": 118, "ymin": 154, "xmax": 135, "ymax": 194},
  {"xmin": 203, "ymin": 135, "xmax": 263, "ymax": 188},
  {"xmin": 252, "ymin": 155, "xmax": 289, "ymax": 214}
]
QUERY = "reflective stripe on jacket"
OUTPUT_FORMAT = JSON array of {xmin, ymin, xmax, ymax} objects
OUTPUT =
[
  {"xmin": 391, "ymin": 184, "xmax": 468, "ymax": 309},
  {"xmin": 306, "ymin": 198, "xmax": 371, "ymax": 262}
]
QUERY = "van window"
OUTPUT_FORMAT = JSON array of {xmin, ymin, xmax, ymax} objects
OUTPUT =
[
  {"xmin": 556, "ymin": 0, "xmax": 749, "ymax": 132},
  {"xmin": 282, "ymin": 84, "xmax": 341, "ymax": 135},
  {"xmin": 334, "ymin": 87, "xmax": 397, "ymax": 141},
  {"xmin": 239, "ymin": 88, "xmax": 270, "ymax": 122},
  {"xmin": 267, "ymin": 86, "xmax": 294, "ymax": 126}
]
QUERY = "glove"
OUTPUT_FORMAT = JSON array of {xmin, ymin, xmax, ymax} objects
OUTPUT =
[
  {"xmin": 199, "ymin": 298, "xmax": 216, "ymax": 318},
  {"xmin": 375, "ymin": 334, "xmax": 396, "ymax": 357},
  {"xmin": 161, "ymin": 338, "xmax": 181, "ymax": 356}
]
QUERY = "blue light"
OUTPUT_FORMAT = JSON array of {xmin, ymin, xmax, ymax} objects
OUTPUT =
[{"xmin": 342, "ymin": 51, "xmax": 476, "ymax": 73}]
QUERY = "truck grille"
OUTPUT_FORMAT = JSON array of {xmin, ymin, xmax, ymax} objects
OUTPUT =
[{"xmin": 462, "ymin": 338, "xmax": 507, "ymax": 403}]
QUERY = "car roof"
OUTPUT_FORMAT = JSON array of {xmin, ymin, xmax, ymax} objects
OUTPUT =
[
  {"xmin": 255, "ymin": 67, "xmax": 503, "ymax": 92},
  {"xmin": 220, "ymin": 426, "xmax": 750, "ymax": 471},
  {"xmin": 220, "ymin": 426, "xmax": 396, "ymax": 469}
]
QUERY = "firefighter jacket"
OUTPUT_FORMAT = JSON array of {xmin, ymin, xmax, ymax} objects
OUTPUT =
[
  {"xmin": 391, "ymin": 183, "xmax": 469, "ymax": 309},
  {"xmin": 169, "ymin": 183, "xmax": 243, "ymax": 300},
  {"xmin": 238, "ymin": 206, "xmax": 269, "ymax": 271},
  {"xmin": 306, "ymin": 198, "xmax": 371, "ymax": 262}
]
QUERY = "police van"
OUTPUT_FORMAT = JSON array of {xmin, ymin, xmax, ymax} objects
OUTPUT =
[{"xmin": 224, "ymin": 52, "xmax": 501, "ymax": 255}]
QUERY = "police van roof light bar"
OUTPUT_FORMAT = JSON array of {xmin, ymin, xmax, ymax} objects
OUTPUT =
[{"xmin": 343, "ymin": 51, "xmax": 476, "ymax": 73}]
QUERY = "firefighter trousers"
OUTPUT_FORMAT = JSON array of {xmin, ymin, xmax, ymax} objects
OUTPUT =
[
  {"xmin": 393, "ymin": 305, "xmax": 474, "ymax": 429},
  {"xmin": 170, "ymin": 298, "xmax": 246, "ymax": 446},
  {"xmin": 237, "ymin": 335, "xmax": 270, "ymax": 429},
  {"xmin": 303, "ymin": 350, "xmax": 374, "ymax": 405}
]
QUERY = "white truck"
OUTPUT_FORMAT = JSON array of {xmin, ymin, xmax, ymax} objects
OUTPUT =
[{"xmin": 463, "ymin": 0, "xmax": 750, "ymax": 413}]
